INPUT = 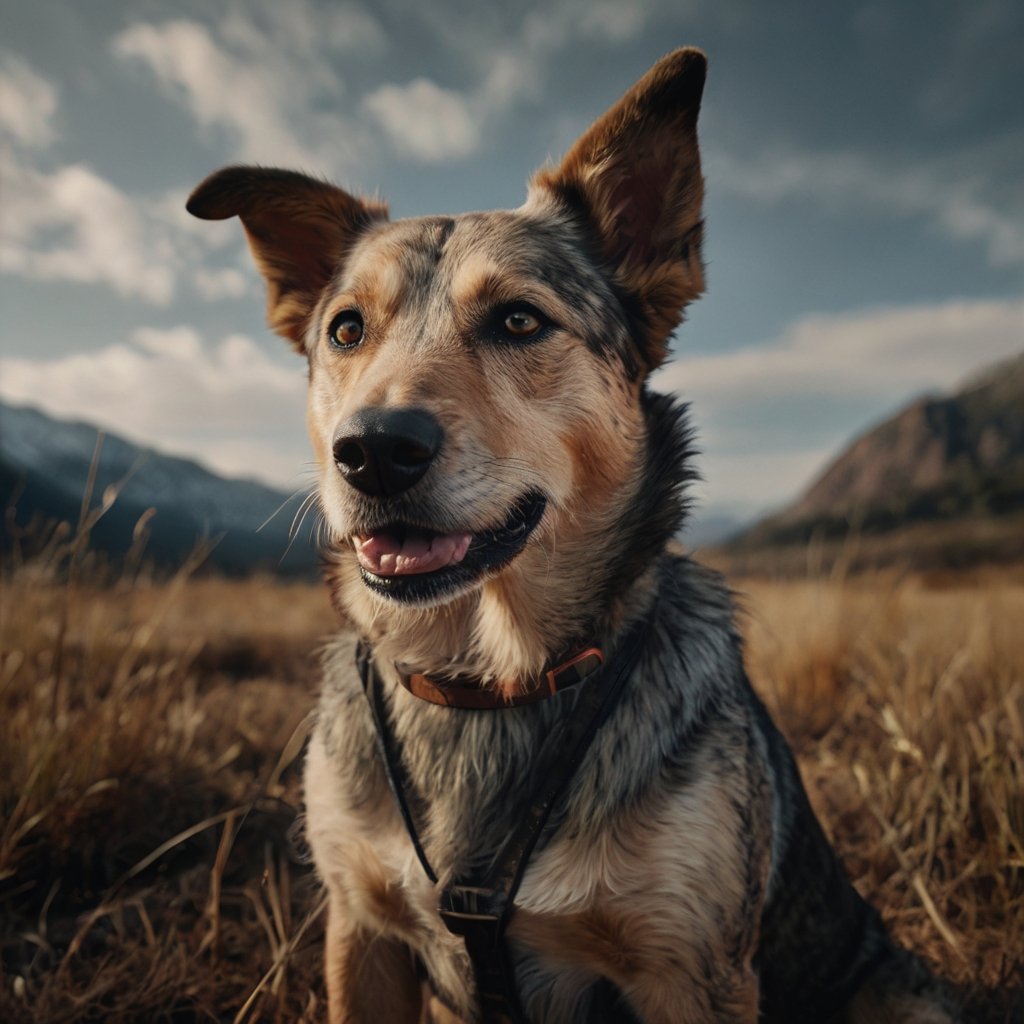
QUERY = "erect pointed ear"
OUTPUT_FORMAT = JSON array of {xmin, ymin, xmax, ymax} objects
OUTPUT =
[
  {"xmin": 186, "ymin": 167, "xmax": 387, "ymax": 352},
  {"xmin": 530, "ymin": 48, "xmax": 706, "ymax": 371}
]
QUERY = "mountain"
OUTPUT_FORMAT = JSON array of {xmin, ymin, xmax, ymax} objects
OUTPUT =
[
  {"xmin": 725, "ymin": 352, "xmax": 1024, "ymax": 570},
  {"xmin": 1, "ymin": 402, "xmax": 318, "ymax": 576}
]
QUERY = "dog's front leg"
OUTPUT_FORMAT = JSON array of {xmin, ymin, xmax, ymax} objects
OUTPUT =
[{"xmin": 325, "ymin": 897, "xmax": 423, "ymax": 1024}]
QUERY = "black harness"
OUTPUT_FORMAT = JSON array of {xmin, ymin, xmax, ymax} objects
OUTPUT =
[{"xmin": 357, "ymin": 622, "xmax": 647, "ymax": 1024}]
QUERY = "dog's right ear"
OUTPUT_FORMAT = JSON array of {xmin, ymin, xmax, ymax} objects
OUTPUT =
[{"xmin": 187, "ymin": 167, "xmax": 387, "ymax": 353}]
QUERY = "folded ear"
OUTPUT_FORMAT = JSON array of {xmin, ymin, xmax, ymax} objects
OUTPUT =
[
  {"xmin": 187, "ymin": 167, "xmax": 387, "ymax": 352},
  {"xmin": 530, "ymin": 48, "xmax": 706, "ymax": 371}
]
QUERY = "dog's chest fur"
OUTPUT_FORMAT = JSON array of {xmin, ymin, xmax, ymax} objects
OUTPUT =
[{"xmin": 306, "ymin": 557, "xmax": 777, "ymax": 1021}]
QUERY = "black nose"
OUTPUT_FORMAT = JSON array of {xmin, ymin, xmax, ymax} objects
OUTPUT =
[{"xmin": 333, "ymin": 407, "xmax": 443, "ymax": 498}]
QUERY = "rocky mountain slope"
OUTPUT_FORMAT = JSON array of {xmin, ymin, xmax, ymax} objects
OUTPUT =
[
  {"xmin": 1, "ymin": 402, "xmax": 318, "ymax": 575},
  {"xmin": 727, "ymin": 352, "xmax": 1024, "ymax": 567}
]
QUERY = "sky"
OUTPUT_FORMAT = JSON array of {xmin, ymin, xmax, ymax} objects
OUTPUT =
[{"xmin": 1, "ymin": 0, "xmax": 1022, "ymax": 525}]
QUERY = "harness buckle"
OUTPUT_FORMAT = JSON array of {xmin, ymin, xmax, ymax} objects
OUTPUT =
[{"xmin": 438, "ymin": 884, "xmax": 508, "ymax": 949}]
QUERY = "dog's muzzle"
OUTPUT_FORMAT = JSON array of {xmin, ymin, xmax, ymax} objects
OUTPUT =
[
  {"xmin": 334, "ymin": 405, "xmax": 546, "ymax": 604},
  {"xmin": 333, "ymin": 407, "xmax": 443, "ymax": 498}
]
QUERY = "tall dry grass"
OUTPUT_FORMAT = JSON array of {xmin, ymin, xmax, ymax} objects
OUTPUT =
[
  {"xmin": 737, "ymin": 570, "xmax": 1024, "ymax": 1015},
  {"xmin": 0, "ymin": 513, "xmax": 335, "ymax": 1022},
  {"xmin": 0, "ymin": 515, "xmax": 1021, "ymax": 1020}
]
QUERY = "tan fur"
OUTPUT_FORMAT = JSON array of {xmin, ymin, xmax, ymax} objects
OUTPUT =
[
  {"xmin": 325, "ymin": 903, "xmax": 423, "ymax": 1024},
  {"xmin": 509, "ymin": 732, "xmax": 772, "ymax": 1023}
]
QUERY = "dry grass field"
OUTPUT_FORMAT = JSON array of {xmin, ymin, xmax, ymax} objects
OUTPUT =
[{"xmin": 1, "ymin": 527, "xmax": 1021, "ymax": 1021}]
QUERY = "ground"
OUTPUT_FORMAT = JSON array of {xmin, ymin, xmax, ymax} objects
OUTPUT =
[{"xmin": 1, "ymin": 524, "xmax": 1021, "ymax": 1022}]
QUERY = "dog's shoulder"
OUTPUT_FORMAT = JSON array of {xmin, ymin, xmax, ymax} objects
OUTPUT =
[{"xmin": 644, "ymin": 551, "xmax": 748, "ymax": 716}]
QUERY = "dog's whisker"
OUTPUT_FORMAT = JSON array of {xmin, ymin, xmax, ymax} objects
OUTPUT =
[
  {"xmin": 287, "ymin": 490, "xmax": 319, "ymax": 541},
  {"xmin": 256, "ymin": 485, "xmax": 312, "ymax": 535},
  {"xmin": 276, "ymin": 492, "xmax": 322, "ymax": 566}
]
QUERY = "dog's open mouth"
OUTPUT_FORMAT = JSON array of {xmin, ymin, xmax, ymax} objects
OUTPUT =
[{"xmin": 352, "ymin": 491, "xmax": 546, "ymax": 602}]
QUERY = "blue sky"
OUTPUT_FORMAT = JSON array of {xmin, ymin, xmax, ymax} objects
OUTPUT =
[{"xmin": 1, "ymin": 0, "xmax": 1021, "ymax": 523}]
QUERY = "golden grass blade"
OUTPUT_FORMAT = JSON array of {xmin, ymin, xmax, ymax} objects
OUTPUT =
[{"xmin": 913, "ymin": 873, "xmax": 966, "ymax": 962}]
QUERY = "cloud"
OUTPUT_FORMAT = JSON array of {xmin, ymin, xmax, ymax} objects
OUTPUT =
[
  {"xmin": 0, "ymin": 51, "xmax": 58, "ymax": 148},
  {"xmin": 363, "ymin": 79, "xmax": 479, "ymax": 162},
  {"xmin": 0, "ymin": 52, "xmax": 246, "ymax": 307},
  {"xmin": 0, "ymin": 55, "xmax": 175, "ymax": 303},
  {"xmin": 113, "ymin": 6, "xmax": 381, "ymax": 176},
  {"xmin": 0, "ymin": 154, "xmax": 250, "ymax": 307},
  {"xmin": 112, "ymin": 2, "xmax": 653, "ymax": 171},
  {"xmin": 361, "ymin": 0, "xmax": 653, "ymax": 164},
  {"xmin": 114, "ymin": 20, "xmax": 319, "ymax": 169},
  {"xmin": 658, "ymin": 298, "xmax": 1024, "ymax": 512},
  {"xmin": 708, "ymin": 146, "xmax": 1024, "ymax": 268},
  {"xmin": 0, "ymin": 157, "xmax": 177, "ymax": 305},
  {"xmin": 662, "ymin": 298, "xmax": 1024, "ymax": 403},
  {"xmin": 0, "ymin": 327, "xmax": 310, "ymax": 486}
]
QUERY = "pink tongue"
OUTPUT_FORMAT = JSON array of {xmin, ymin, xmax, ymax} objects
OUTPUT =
[{"xmin": 353, "ymin": 529, "xmax": 472, "ymax": 576}]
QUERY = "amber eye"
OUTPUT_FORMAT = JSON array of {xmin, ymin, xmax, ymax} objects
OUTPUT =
[
  {"xmin": 328, "ymin": 310, "xmax": 364, "ymax": 348},
  {"xmin": 503, "ymin": 310, "xmax": 541, "ymax": 337}
]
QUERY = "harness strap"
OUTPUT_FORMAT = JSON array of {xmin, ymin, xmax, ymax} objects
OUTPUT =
[
  {"xmin": 358, "ymin": 621, "xmax": 647, "ymax": 1023},
  {"xmin": 359, "ymin": 643, "xmax": 438, "ymax": 883}
]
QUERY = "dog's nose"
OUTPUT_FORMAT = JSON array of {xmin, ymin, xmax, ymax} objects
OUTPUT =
[{"xmin": 333, "ymin": 407, "xmax": 443, "ymax": 498}]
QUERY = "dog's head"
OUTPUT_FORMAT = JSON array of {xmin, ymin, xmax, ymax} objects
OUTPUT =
[{"xmin": 188, "ymin": 49, "xmax": 706, "ymax": 683}]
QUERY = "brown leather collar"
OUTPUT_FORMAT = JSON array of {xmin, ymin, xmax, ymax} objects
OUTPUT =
[{"xmin": 398, "ymin": 645, "xmax": 604, "ymax": 709}]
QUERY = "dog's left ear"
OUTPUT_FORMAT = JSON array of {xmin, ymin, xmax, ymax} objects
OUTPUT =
[
  {"xmin": 530, "ymin": 48, "xmax": 706, "ymax": 370},
  {"xmin": 187, "ymin": 167, "xmax": 387, "ymax": 352}
]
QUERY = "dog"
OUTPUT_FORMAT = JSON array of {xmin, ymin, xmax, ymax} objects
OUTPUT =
[{"xmin": 188, "ymin": 48, "xmax": 957, "ymax": 1024}]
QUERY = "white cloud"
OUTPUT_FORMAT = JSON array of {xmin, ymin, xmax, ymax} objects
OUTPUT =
[
  {"xmin": 0, "ymin": 327, "xmax": 310, "ymax": 487},
  {"xmin": 0, "ymin": 157, "xmax": 176, "ymax": 305},
  {"xmin": 0, "ymin": 51, "xmax": 246, "ymax": 308},
  {"xmin": 709, "ymin": 146, "xmax": 1024, "ymax": 268},
  {"xmin": 363, "ymin": 79, "xmax": 479, "ymax": 162},
  {"xmin": 658, "ymin": 298, "xmax": 1024, "ymax": 512},
  {"xmin": 661, "ymin": 298, "xmax": 1024, "ymax": 403},
  {"xmin": 218, "ymin": 1, "xmax": 384, "ymax": 65},
  {"xmin": 0, "ymin": 52, "xmax": 58, "ymax": 148},
  {"xmin": 362, "ymin": 0, "xmax": 653, "ymax": 164},
  {"xmin": 114, "ymin": 20, "xmax": 320, "ymax": 169},
  {"xmin": 0, "ymin": 149, "xmax": 254, "ymax": 306},
  {"xmin": 0, "ymin": 58, "xmax": 165, "ymax": 301},
  {"xmin": 112, "ymin": 2, "xmax": 652, "ymax": 171},
  {"xmin": 113, "ymin": 8, "xmax": 379, "ymax": 176}
]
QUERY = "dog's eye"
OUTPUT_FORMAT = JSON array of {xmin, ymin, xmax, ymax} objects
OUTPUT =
[
  {"xmin": 328, "ymin": 310, "xmax": 364, "ymax": 349},
  {"xmin": 504, "ymin": 311, "xmax": 541, "ymax": 337},
  {"xmin": 490, "ymin": 304, "xmax": 552, "ymax": 343}
]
